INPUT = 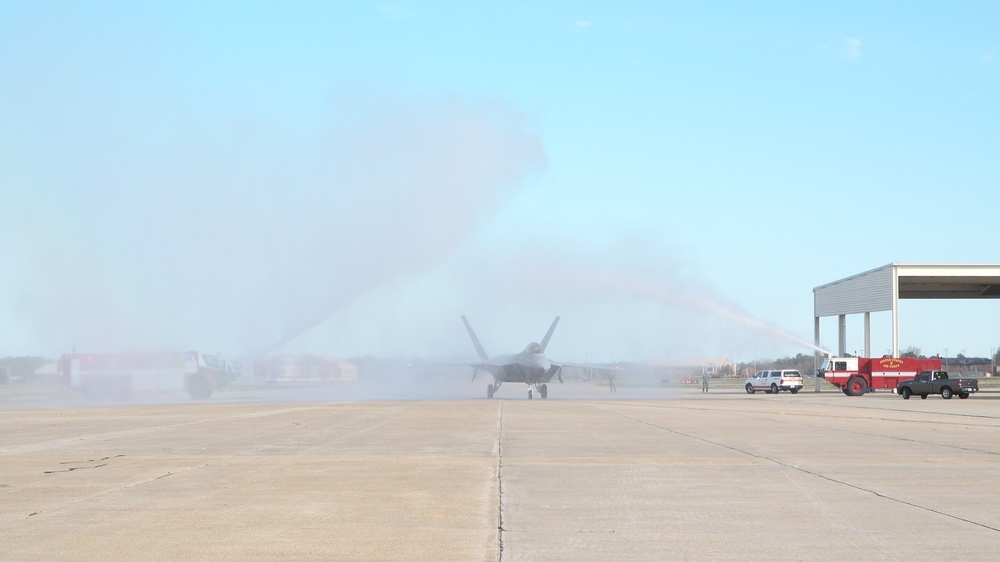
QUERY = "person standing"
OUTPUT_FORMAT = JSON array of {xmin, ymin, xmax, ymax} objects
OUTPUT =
[
  {"xmin": 609, "ymin": 372, "xmax": 617, "ymax": 392},
  {"xmin": 702, "ymin": 372, "xmax": 709, "ymax": 393}
]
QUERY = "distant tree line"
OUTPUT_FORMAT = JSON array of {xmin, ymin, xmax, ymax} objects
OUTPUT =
[
  {"xmin": 734, "ymin": 353, "xmax": 816, "ymax": 378},
  {"xmin": 730, "ymin": 349, "xmax": 968, "ymax": 377},
  {"xmin": 0, "ymin": 356, "xmax": 50, "ymax": 383},
  {"xmin": 901, "ymin": 346, "xmax": 999, "ymax": 362}
]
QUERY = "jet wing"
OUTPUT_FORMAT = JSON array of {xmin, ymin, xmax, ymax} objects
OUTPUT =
[
  {"xmin": 546, "ymin": 361, "xmax": 620, "ymax": 383},
  {"xmin": 408, "ymin": 359, "xmax": 502, "ymax": 381}
]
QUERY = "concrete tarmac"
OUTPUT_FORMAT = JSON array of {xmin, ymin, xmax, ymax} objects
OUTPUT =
[{"xmin": 3, "ymin": 384, "xmax": 1000, "ymax": 560}]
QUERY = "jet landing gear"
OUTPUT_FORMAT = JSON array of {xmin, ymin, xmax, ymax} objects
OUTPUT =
[
  {"xmin": 529, "ymin": 384, "xmax": 548, "ymax": 400},
  {"xmin": 487, "ymin": 382, "xmax": 502, "ymax": 399},
  {"xmin": 490, "ymin": 382, "xmax": 548, "ymax": 400}
]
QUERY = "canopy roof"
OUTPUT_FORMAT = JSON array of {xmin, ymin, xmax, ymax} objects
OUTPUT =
[{"xmin": 813, "ymin": 263, "xmax": 1000, "ymax": 358}]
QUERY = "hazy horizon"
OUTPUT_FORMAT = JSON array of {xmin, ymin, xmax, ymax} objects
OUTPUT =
[{"xmin": 3, "ymin": 2, "xmax": 999, "ymax": 364}]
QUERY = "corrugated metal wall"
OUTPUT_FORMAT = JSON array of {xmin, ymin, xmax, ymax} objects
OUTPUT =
[{"xmin": 814, "ymin": 264, "xmax": 894, "ymax": 317}]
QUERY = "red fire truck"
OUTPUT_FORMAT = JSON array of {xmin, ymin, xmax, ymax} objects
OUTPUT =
[
  {"xmin": 817, "ymin": 355, "xmax": 941, "ymax": 396},
  {"xmin": 58, "ymin": 351, "xmax": 240, "ymax": 400}
]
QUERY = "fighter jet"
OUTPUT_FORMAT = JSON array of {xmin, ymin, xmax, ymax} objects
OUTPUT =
[{"xmin": 462, "ymin": 315, "xmax": 569, "ymax": 400}]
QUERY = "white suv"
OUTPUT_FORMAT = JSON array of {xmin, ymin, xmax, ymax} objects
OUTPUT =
[{"xmin": 745, "ymin": 370, "xmax": 803, "ymax": 395}]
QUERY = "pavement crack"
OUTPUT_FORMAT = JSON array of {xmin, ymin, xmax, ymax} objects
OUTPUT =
[
  {"xmin": 6, "ymin": 409, "xmax": 387, "ymax": 524},
  {"xmin": 44, "ymin": 457, "xmax": 120, "ymax": 474},
  {"xmin": 497, "ymin": 400, "xmax": 505, "ymax": 562},
  {"xmin": 593, "ymin": 404, "xmax": 1000, "ymax": 535}
]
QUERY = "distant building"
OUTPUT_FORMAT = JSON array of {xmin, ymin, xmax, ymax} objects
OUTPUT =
[
  {"xmin": 32, "ymin": 362, "xmax": 59, "ymax": 383},
  {"xmin": 251, "ymin": 355, "xmax": 358, "ymax": 383},
  {"xmin": 939, "ymin": 357, "xmax": 994, "ymax": 378},
  {"xmin": 651, "ymin": 357, "xmax": 736, "ymax": 381}
]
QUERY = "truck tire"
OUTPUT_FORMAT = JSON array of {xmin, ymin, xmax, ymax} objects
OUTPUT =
[
  {"xmin": 770, "ymin": 383, "xmax": 779, "ymax": 394},
  {"xmin": 900, "ymin": 387, "xmax": 912, "ymax": 399},
  {"xmin": 920, "ymin": 394, "xmax": 928, "ymax": 399},
  {"xmin": 941, "ymin": 387, "xmax": 953, "ymax": 399},
  {"xmin": 186, "ymin": 376, "xmax": 213, "ymax": 400},
  {"xmin": 745, "ymin": 384, "xmax": 755, "ymax": 394},
  {"xmin": 111, "ymin": 381, "xmax": 133, "ymax": 401},
  {"xmin": 959, "ymin": 393, "xmax": 970, "ymax": 399},
  {"xmin": 83, "ymin": 383, "xmax": 107, "ymax": 401},
  {"xmin": 845, "ymin": 377, "xmax": 868, "ymax": 397}
]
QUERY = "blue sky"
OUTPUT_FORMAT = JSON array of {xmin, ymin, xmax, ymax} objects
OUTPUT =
[{"xmin": 2, "ymin": 1, "xmax": 998, "ymax": 363}]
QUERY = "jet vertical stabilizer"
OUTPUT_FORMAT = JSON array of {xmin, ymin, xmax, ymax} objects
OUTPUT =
[
  {"xmin": 539, "ymin": 316, "xmax": 560, "ymax": 353},
  {"xmin": 461, "ymin": 315, "xmax": 490, "ymax": 360}
]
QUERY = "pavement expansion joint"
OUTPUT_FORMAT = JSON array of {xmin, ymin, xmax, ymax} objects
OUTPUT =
[
  {"xmin": 593, "ymin": 403, "xmax": 1000, "ymax": 535},
  {"xmin": 497, "ymin": 400, "xmax": 505, "ymax": 562}
]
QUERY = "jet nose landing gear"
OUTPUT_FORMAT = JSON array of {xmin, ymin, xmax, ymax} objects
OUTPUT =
[{"xmin": 529, "ymin": 384, "xmax": 548, "ymax": 400}]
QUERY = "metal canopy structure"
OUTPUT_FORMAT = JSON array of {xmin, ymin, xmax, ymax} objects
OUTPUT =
[{"xmin": 813, "ymin": 263, "xmax": 1000, "ymax": 358}]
